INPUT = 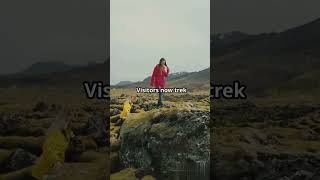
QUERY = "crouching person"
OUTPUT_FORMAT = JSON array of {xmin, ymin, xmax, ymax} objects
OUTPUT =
[
  {"xmin": 119, "ymin": 96, "xmax": 137, "ymax": 120},
  {"xmin": 110, "ymin": 96, "xmax": 137, "ymax": 126},
  {"xmin": 32, "ymin": 109, "xmax": 74, "ymax": 180}
]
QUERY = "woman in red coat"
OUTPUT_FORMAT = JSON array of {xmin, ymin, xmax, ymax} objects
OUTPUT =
[{"xmin": 150, "ymin": 58, "xmax": 170, "ymax": 107}]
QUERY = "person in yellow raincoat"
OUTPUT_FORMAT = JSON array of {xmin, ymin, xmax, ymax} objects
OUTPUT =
[
  {"xmin": 32, "ymin": 110, "xmax": 74, "ymax": 180},
  {"xmin": 119, "ymin": 96, "xmax": 137, "ymax": 119}
]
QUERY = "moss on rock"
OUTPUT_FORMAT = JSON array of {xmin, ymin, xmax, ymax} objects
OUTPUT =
[
  {"xmin": 149, "ymin": 123, "xmax": 176, "ymax": 139},
  {"xmin": 110, "ymin": 168, "xmax": 136, "ymax": 180},
  {"xmin": 141, "ymin": 175, "xmax": 156, "ymax": 180}
]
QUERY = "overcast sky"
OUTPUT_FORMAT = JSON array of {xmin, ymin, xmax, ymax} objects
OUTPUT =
[
  {"xmin": 1, "ymin": 0, "xmax": 320, "ymax": 76},
  {"xmin": 212, "ymin": 0, "xmax": 320, "ymax": 34},
  {"xmin": 110, "ymin": 0, "xmax": 210, "ymax": 85},
  {"xmin": 0, "ymin": 0, "xmax": 108, "ymax": 75}
]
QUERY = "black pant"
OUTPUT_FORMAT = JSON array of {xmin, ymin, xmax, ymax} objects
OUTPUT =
[{"xmin": 158, "ymin": 88, "xmax": 164, "ymax": 106}]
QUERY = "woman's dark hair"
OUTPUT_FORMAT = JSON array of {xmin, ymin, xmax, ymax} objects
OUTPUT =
[{"xmin": 158, "ymin": 58, "xmax": 167, "ymax": 66}]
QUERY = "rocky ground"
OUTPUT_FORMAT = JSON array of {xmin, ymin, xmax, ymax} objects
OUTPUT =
[
  {"xmin": 0, "ymin": 100, "xmax": 109, "ymax": 180},
  {"xmin": 212, "ymin": 100, "xmax": 320, "ymax": 180},
  {"xmin": 110, "ymin": 89, "xmax": 210, "ymax": 180},
  {"xmin": 2, "ymin": 86, "xmax": 318, "ymax": 180}
]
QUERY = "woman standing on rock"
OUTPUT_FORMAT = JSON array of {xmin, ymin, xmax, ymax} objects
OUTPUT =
[{"xmin": 150, "ymin": 58, "xmax": 170, "ymax": 108}]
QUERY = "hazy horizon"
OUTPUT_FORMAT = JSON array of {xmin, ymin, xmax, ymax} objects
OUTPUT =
[{"xmin": 114, "ymin": 66, "xmax": 210, "ymax": 85}]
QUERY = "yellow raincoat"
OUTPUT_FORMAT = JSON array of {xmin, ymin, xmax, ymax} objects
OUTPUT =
[
  {"xmin": 32, "ymin": 128, "xmax": 73, "ymax": 180},
  {"xmin": 119, "ymin": 101, "xmax": 133, "ymax": 119}
]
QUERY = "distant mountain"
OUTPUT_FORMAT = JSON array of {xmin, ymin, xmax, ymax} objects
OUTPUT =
[
  {"xmin": 0, "ymin": 59, "xmax": 109, "ymax": 88},
  {"xmin": 22, "ymin": 61, "xmax": 81, "ymax": 75},
  {"xmin": 0, "ymin": 57, "xmax": 208, "ymax": 90},
  {"xmin": 166, "ymin": 68, "xmax": 210, "ymax": 90},
  {"xmin": 115, "ymin": 81, "xmax": 134, "ymax": 86},
  {"xmin": 142, "ymin": 72, "xmax": 189, "ymax": 82},
  {"xmin": 212, "ymin": 18, "xmax": 320, "ymax": 96},
  {"xmin": 114, "ymin": 68, "xmax": 210, "ymax": 90},
  {"xmin": 211, "ymin": 31, "xmax": 250, "ymax": 54}
]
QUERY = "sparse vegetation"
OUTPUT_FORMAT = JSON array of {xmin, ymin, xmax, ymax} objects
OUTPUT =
[
  {"xmin": 110, "ymin": 86, "xmax": 210, "ymax": 179},
  {"xmin": 0, "ymin": 86, "xmax": 108, "ymax": 179}
]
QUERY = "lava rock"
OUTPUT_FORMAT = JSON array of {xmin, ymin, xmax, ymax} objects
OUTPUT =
[
  {"xmin": 5, "ymin": 148, "xmax": 37, "ymax": 171},
  {"xmin": 86, "ymin": 113, "xmax": 108, "ymax": 147},
  {"xmin": 33, "ymin": 101, "xmax": 49, "ymax": 112},
  {"xmin": 0, "ymin": 113, "xmax": 24, "ymax": 135},
  {"xmin": 118, "ymin": 108, "xmax": 210, "ymax": 178}
]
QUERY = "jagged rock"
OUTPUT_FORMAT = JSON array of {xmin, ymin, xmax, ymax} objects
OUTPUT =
[
  {"xmin": 135, "ymin": 98, "xmax": 144, "ymax": 106},
  {"xmin": 130, "ymin": 105, "xmax": 139, "ymax": 113},
  {"xmin": 114, "ymin": 119, "xmax": 124, "ymax": 126},
  {"xmin": 5, "ymin": 148, "xmax": 36, "ymax": 171},
  {"xmin": 112, "ymin": 108, "xmax": 121, "ymax": 116},
  {"xmin": 213, "ymin": 103, "xmax": 320, "ymax": 180},
  {"xmin": 290, "ymin": 170, "xmax": 313, "ymax": 180},
  {"xmin": 70, "ymin": 136, "xmax": 86, "ymax": 153},
  {"xmin": 302, "ymin": 130, "xmax": 320, "ymax": 141},
  {"xmin": 0, "ymin": 113, "xmax": 24, "ymax": 135},
  {"xmin": 110, "ymin": 115, "xmax": 121, "ymax": 123},
  {"xmin": 33, "ymin": 101, "xmax": 49, "ymax": 112},
  {"xmin": 141, "ymin": 103, "xmax": 158, "ymax": 111},
  {"xmin": 111, "ymin": 125, "xmax": 121, "ymax": 135},
  {"xmin": 118, "ymin": 108, "xmax": 210, "ymax": 178},
  {"xmin": 86, "ymin": 113, "xmax": 108, "ymax": 147},
  {"xmin": 49, "ymin": 104, "xmax": 62, "ymax": 112},
  {"xmin": 239, "ymin": 130, "xmax": 280, "ymax": 145}
]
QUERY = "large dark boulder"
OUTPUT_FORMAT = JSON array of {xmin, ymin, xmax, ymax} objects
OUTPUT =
[{"xmin": 118, "ymin": 108, "xmax": 210, "ymax": 179}]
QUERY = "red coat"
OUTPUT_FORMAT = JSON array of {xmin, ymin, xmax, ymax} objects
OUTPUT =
[{"xmin": 150, "ymin": 64, "xmax": 169, "ymax": 88}]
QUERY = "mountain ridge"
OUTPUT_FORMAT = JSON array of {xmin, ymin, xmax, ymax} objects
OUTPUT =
[
  {"xmin": 21, "ymin": 61, "xmax": 82, "ymax": 75},
  {"xmin": 212, "ymin": 17, "xmax": 320, "ymax": 96},
  {"xmin": 112, "ymin": 68, "xmax": 210, "ymax": 90}
]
